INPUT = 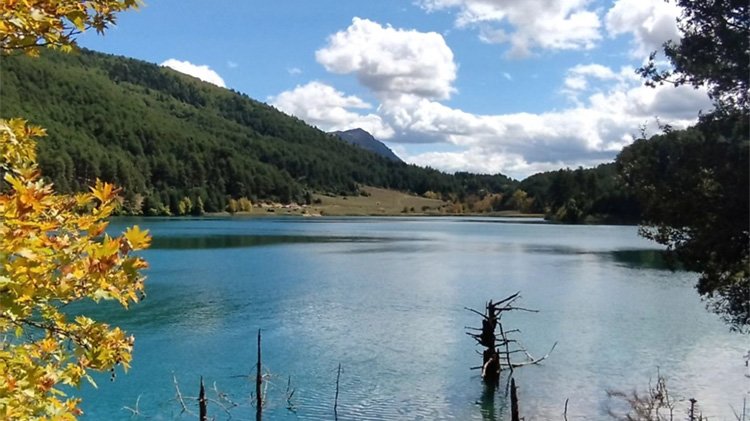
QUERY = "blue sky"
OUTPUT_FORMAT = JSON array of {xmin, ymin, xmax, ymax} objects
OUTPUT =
[{"xmin": 79, "ymin": 0, "xmax": 711, "ymax": 179}]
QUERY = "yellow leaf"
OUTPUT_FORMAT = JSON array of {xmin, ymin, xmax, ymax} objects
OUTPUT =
[
  {"xmin": 66, "ymin": 11, "xmax": 87, "ymax": 31},
  {"xmin": 96, "ymin": 235, "xmax": 120, "ymax": 258},
  {"xmin": 88, "ymin": 221, "xmax": 108, "ymax": 237},
  {"xmin": 124, "ymin": 225, "xmax": 151, "ymax": 250},
  {"xmin": 15, "ymin": 248, "xmax": 36, "ymax": 260},
  {"xmin": 90, "ymin": 179, "xmax": 119, "ymax": 204}
]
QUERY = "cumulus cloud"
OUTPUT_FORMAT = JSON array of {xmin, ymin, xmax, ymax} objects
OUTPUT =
[
  {"xmin": 403, "ymin": 148, "xmax": 585, "ymax": 178},
  {"xmin": 418, "ymin": 0, "xmax": 601, "ymax": 56},
  {"xmin": 269, "ymin": 78, "xmax": 709, "ymax": 179},
  {"xmin": 160, "ymin": 59, "xmax": 226, "ymax": 87},
  {"xmin": 605, "ymin": 0, "xmax": 681, "ymax": 57},
  {"xmin": 271, "ymin": 18, "xmax": 710, "ymax": 179},
  {"xmin": 268, "ymin": 81, "xmax": 394, "ymax": 139},
  {"xmin": 561, "ymin": 63, "xmax": 639, "ymax": 103},
  {"xmin": 376, "ymin": 66, "xmax": 711, "ymax": 179},
  {"xmin": 315, "ymin": 17, "xmax": 457, "ymax": 100}
]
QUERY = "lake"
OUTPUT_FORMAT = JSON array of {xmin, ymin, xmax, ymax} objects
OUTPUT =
[{"xmin": 77, "ymin": 217, "xmax": 748, "ymax": 420}]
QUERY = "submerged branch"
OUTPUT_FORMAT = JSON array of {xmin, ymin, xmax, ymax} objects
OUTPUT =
[{"xmin": 509, "ymin": 342, "xmax": 558, "ymax": 368}]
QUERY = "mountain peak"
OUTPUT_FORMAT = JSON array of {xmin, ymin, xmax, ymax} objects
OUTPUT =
[
  {"xmin": 331, "ymin": 128, "xmax": 403, "ymax": 163},
  {"xmin": 347, "ymin": 128, "xmax": 371, "ymax": 136}
]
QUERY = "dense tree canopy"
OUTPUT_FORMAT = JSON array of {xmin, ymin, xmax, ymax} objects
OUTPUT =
[
  {"xmin": 626, "ymin": 0, "xmax": 749, "ymax": 330},
  {"xmin": 618, "ymin": 115, "xmax": 748, "ymax": 329},
  {"xmin": 519, "ymin": 164, "xmax": 639, "ymax": 224}
]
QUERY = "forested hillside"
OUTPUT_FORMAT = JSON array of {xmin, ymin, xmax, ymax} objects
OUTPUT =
[
  {"xmin": 519, "ymin": 163, "xmax": 640, "ymax": 223},
  {"xmin": 1, "ymin": 49, "xmax": 517, "ymax": 215}
]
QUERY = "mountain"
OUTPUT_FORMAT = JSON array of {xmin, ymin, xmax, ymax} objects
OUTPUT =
[
  {"xmin": 330, "ymin": 128, "xmax": 403, "ymax": 163},
  {"xmin": 0, "ymin": 49, "xmax": 517, "ymax": 215}
]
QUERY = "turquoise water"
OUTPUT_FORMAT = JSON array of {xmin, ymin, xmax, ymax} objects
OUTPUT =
[{"xmin": 76, "ymin": 217, "xmax": 748, "ymax": 420}]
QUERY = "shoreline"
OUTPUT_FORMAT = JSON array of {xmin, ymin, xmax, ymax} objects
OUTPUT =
[{"xmin": 213, "ymin": 209, "xmax": 546, "ymax": 218}]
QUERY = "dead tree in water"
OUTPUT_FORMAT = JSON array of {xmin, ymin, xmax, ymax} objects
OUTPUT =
[
  {"xmin": 199, "ymin": 376, "xmax": 207, "ymax": 421},
  {"xmin": 466, "ymin": 292, "xmax": 557, "ymax": 384},
  {"xmin": 510, "ymin": 377, "xmax": 520, "ymax": 421}
]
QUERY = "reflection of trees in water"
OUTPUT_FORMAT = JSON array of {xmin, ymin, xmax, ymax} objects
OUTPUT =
[
  {"xmin": 609, "ymin": 250, "xmax": 679, "ymax": 271},
  {"xmin": 149, "ymin": 234, "xmax": 385, "ymax": 250}
]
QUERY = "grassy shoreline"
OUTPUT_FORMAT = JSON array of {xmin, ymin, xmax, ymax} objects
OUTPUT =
[{"xmin": 220, "ymin": 186, "xmax": 544, "ymax": 218}]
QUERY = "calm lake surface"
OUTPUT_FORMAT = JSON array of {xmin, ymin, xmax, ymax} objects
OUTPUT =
[{"xmin": 78, "ymin": 217, "xmax": 748, "ymax": 420}]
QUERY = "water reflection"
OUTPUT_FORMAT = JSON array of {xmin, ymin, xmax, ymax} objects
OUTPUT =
[
  {"xmin": 477, "ymin": 376, "xmax": 517, "ymax": 421},
  {"xmin": 478, "ymin": 382, "xmax": 500, "ymax": 421},
  {"xmin": 78, "ymin": 217, "xmax": 745, "ymax": 420},
  {"xmin": 607, "ymin": 249, "xmax": 684, "ymax": 270},
  {"xmin": 149, "ymin": 234, "xmax": 387, "ymax": 249},
  {"xmin": 64, "ymin": 282, "xmax": 241, "ymax": 333},
  {"xmin": 500, "ymin": 245, "xmax": 682, "ymax": 272}
]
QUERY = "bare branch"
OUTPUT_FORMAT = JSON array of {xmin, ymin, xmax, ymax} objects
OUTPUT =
[
  {"xmin": 121, "ymin": 394, "xmax": 143, "ymax": 417},
  {"xmin": 510, "ymin": 341, "xmax": 557, "ymax": 368},
  {"xmin": 494, "ymin": 292, "xmax": 521, "ymax": 307},
  {"xmin": 173, "ymin": 375, "xmax": 197, "ymax": 417},
  {"xmin": 464, "ymin": 307, "xmax": 488, "ymax": 319}
]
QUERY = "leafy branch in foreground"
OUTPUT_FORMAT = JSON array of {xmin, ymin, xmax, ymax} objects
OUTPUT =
[
  {"xmin": 0, "ymin": 119, "xmax": 150, "ymax": 419},
  {"xmin": 2, "ymin": 1, "xmax": 145, "ymax": 417},
  {"xmin": 0, "ymin": 0, "xmax": 142, "ymax": 55}
]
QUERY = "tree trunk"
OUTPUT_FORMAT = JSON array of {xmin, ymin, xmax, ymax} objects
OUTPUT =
[{"xmin": 510, "ymin": 377, "xmax": 520, "ymax": 421}]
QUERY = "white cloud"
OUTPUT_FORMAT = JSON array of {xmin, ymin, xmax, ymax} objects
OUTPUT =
[
  {"xmin": 287, "ymin": 67, "xmax": 302, "ymax": 76},
  {"xmin": 418, "ymin": 0, "xmax": 601, "ymax": 56},
  {"xmin": 568, "ymin": 63, "xmax": 620, "ymax": 82},
  {"xmin": 270, "ymin": 16, "xmax": 710, "ymax": 179},
  {"xmin": 161, "ymin": 59, "xmax": 226, "ymax": 87},
  {"xmin": 375, "ymin": 64, "xmax": 711, "ymax": 179},
  {"xmin": 605, "ymin": 0, "xmax": 681, "ymax": 57},
  {"xmin": 561, "ymin": 63, "xmax": 638, "ymax": 102},
  {"xmin": 403, "ymin": 148, "xmax": 588, "ymax": 178},
  {"xmin": 269, "ymin": 74, "xmax": 710, "ymax": 179},
  {"xmin": 564, "ymin": 64, "xmax": 616, "ymax": 92},
  {"xmin": 227, "ymin": 60, "xmax": 239, "ymax": 69},
  {"xmin": 268, "ymin": 81, "xmax": 394, "ymax": 139},
  {"xmin": 315, "ymin": 17, "xmax": 457, "ymax": 100}
]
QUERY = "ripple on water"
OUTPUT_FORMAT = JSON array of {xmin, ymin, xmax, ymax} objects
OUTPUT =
[{"xmin": 74, "ymin": 217, "xmax": 750, "ymax": 420}]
